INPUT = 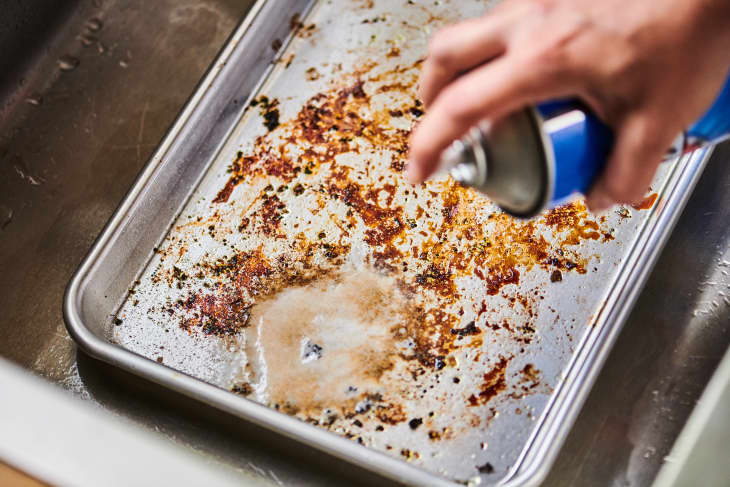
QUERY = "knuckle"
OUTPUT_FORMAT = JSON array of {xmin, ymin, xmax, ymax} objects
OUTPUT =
[
  {"xmin": 638, "ymin": 124, "xmax": 664, "ymax": 148},
  {"xmin": 427, "ymin": 28, "xmax": 457, "ymax": 67},
  {"xmin": 600, "ymin": 51, "xmax": 633, "ymax": 82},
  {"xmin": 517, "ymin": 41, "xmax": 573, "ymax": 80},
  {"xmin": 592, "ymin": 43, "xmax": 649, "ymax": 97},
  {"xmin": 631, "ymin": 120, "xmax": 668, "ymax": 157},
  {"xmin": 438, "ymin": 86, "xmax": 474, "ymax": 123},
  {"xmin": 534, "ymin": 40, "xmax": 566, "ymax": 63}
]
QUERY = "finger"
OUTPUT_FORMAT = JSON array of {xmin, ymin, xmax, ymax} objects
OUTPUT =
[
  {"xmin": 408, "ymin": 55, "xmax": 577, "ymax": 183},
  {"xmin": 420, "ymin": 18, "xmax": 508, "ymax": 106},
  {"xmin": 419, "ymin": 2, "xmax": 531, "ymax": 106},
  {"xmin": 586, "ymin": 114, "xmax": 672, "ymax": 211}
]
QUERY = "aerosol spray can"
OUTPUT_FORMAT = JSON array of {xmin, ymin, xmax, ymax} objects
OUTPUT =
[{"xmin": 439, "ymin": 75, "xmax": 730, "ymax": 218}]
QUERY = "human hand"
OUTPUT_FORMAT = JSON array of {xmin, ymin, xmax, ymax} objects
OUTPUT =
[{"xmin": 407, "ymin": 0, "xmax": 730, "ymax": 210}]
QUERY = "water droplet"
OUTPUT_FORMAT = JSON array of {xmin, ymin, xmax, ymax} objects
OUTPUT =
[
  {"xmin": 58, "ymin": 55, "xmax": 79, "ymax": 71},
  {"xmin": 0, "ymin": 205, "xmax": 12, "ymax": 229},
  {"xmin": 13, "ymin": 158, "xmax": 44, "ymax": 186},
  {"xmin": 85, "ymin": 18, "xmax": 103, "ymax": 32},
  {"xmin": 119, "ymin": 49, "xmax": 132, "ymax": 68},
  {"xmin": 467, "ymin": 475, "xmax": 482, "ymax": 486},
  {"xmin": 25, "ymin": 94, "xmax": 43, "ymax": 106},
  {"xmin": 78, "ymin": 33, "xmax": 97, "ymax": 47}
]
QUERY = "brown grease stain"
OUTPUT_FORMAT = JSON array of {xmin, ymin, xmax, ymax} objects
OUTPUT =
[
  {"xmin": 244, "ymin": 270, "xmax": 412, "ymax": 421},
  {"xmin": 468, "ymin": 356, "xmax": 510, "ymax": 407},
  {"xmin": 509, "ymin": 363, "xmax": 545, "ymax": 400},
  {"xmin": 631, "ymin": 192, "xmax": 658, "ymax": 210}
]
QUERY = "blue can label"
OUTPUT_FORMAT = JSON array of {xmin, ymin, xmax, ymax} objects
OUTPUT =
[
  {"xmin": 687, "ymin": 73, "xmax": 730, "ymax": 145},
  {"xmin": 536, "ymin": 101, "xmax": 613, "ymax": 206},
  {"xmin": 537, "ymin": 71, "xmax": 730, "ymax": 209}
]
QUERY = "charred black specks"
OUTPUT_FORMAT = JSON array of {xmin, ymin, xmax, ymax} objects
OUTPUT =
[
  {"xmin": 477, "ymin": 462, "xmax": 495, "ymax": 474},
  {"xmin": 251, "ymin": 95, "xmax": 280, "ymax": 131},
  {"xmin": 450, "ymin": 321, "xmax": 480, "ymax": 337},
  {"xmin": 232, "ymin": 383, "xmax": 254, "ymax": 396},
  {"xmin": 301, "ymin": 339, "xmax": 323, "ymax": 363}
]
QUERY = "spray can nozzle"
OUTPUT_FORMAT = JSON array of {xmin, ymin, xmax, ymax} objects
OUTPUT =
[{"xmin": 435, "ymin": 126, "xmax": 489, "ymax": 186}]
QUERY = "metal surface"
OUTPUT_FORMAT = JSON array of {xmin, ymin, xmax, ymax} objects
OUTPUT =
[
  {"xmin": 0, "ymin": 1, "xmax": 728, "ymax": 487},
  {"xmin": 62, "ymin": 1, "xmax": 715, "ymax": 486},
  {"xmin": 652, "ymin": 346, "xmax": 730, "ymax": 487}
]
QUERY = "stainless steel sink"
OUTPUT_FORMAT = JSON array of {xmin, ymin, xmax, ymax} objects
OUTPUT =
[{"xmin": 0, "ymin": 1, "xmax": 728, "ymax": 485}]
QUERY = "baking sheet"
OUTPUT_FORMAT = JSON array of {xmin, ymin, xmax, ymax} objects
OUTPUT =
[{"xmin": 106, "ymin": 0, "xmax": 678, "ymax": 484}]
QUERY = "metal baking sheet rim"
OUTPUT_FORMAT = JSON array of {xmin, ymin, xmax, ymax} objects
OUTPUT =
[{"xmin": 62, "ymin": 1, "xmax": 715, "ymax": 485}]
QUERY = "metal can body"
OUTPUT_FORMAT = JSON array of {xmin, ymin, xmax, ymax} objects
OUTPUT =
[
  {"xmin": 445, "ymin": 102, "xmax": 613, "ymax": 217},
  {"xmin": 446, "ymin": 73, "xmax": 730, "ymax": 218}
]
